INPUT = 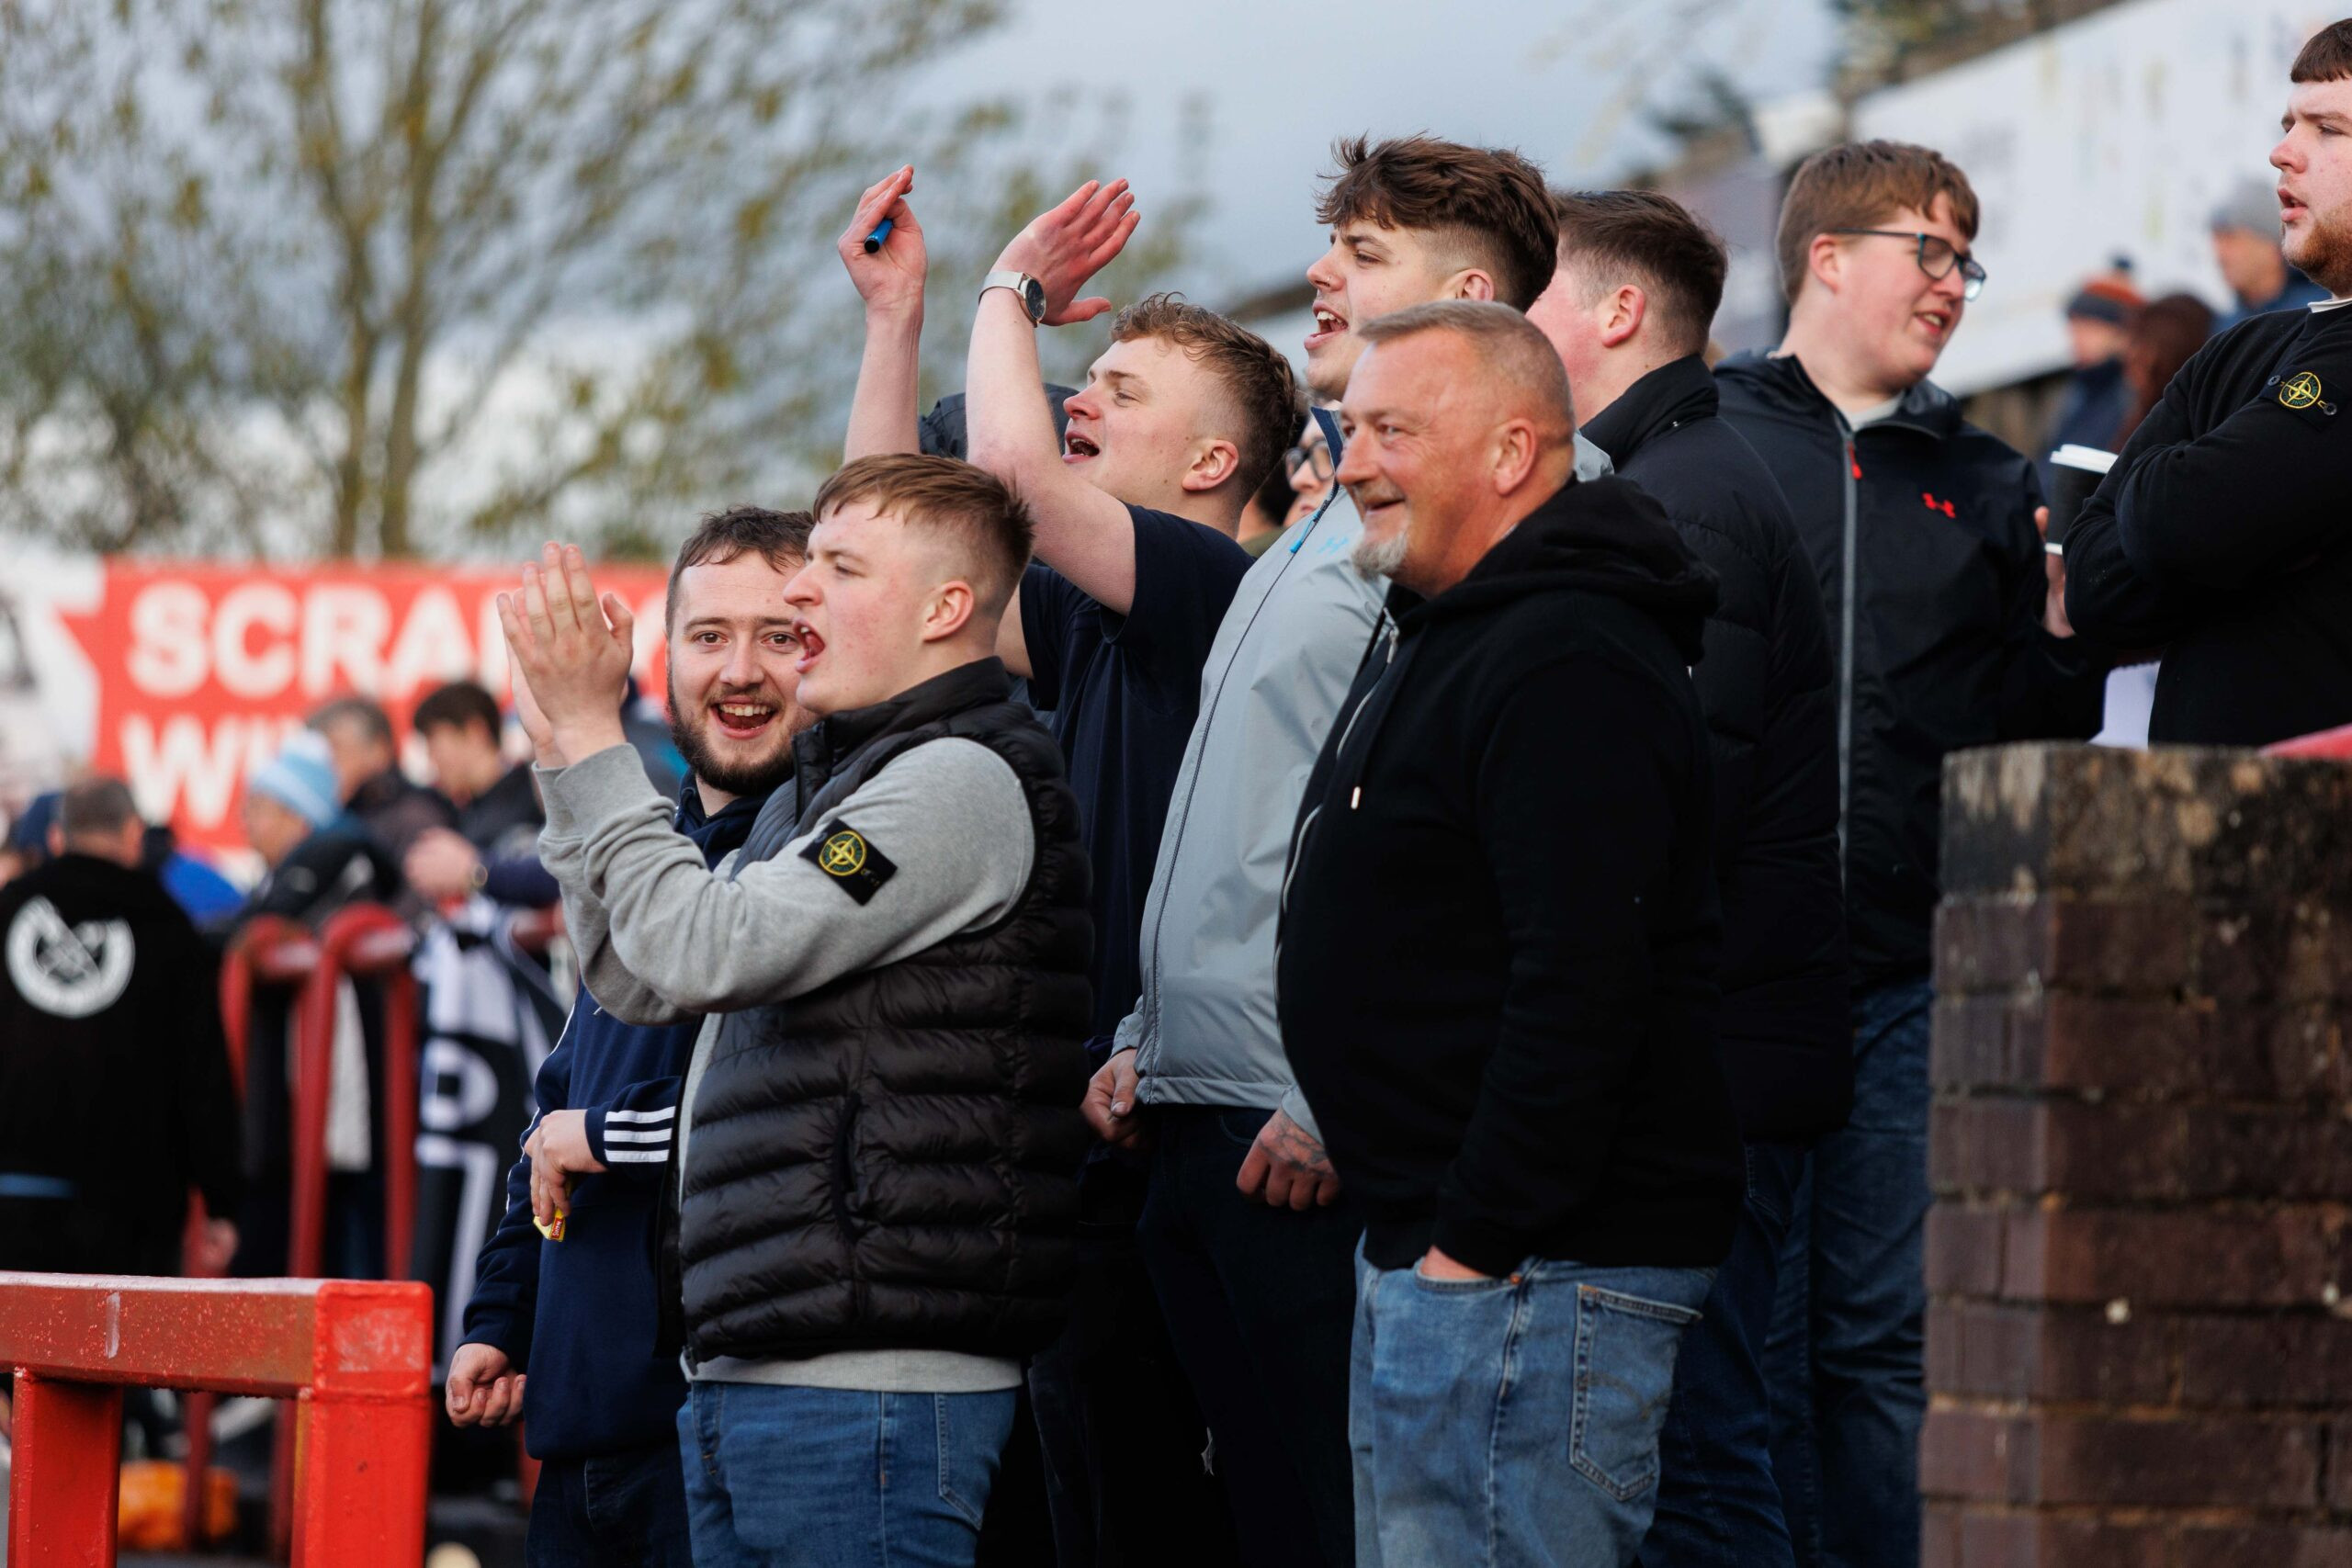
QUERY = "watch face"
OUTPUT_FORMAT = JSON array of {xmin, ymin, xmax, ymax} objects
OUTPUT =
[{"xmin": 1023, "ymin": 278, "xmax": 1047, "ymax": 320}]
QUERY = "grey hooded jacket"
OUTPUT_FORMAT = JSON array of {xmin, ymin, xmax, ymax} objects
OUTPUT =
[{"xmin": 1110, "ymin": 412, "xmax": 1611, "ymax": 1134}]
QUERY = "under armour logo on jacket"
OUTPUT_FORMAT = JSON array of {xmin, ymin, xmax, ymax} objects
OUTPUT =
[{"xmin": 1921, "ymin": 491, "xmax": 1957, "ymax": 518}]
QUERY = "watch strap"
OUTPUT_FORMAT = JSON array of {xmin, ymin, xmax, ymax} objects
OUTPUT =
[{"xmin": 979, "ymin": 269, "xmax": 1046, "ymax": 323}]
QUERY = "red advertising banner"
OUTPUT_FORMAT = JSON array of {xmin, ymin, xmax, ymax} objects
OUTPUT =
[{"xmin": 20, "ymin": 560, "xmax": 670, "ymax": 858}]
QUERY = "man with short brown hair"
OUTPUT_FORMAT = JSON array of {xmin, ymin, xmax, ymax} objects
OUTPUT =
[
  {"xmin": 451, "ymin": 505, "xmax": 814, "ymax": 1568},
  {"xmin": 1717, "ymin": 142, "xmax": 2104, "ymax": 1568},
  {"xmin": 503, "ymin": 455, "xmax": 1092, "ymax": 1567},
  {"xmin": 1532, "ymin": 187, "xmax": 1844, "ymax": 1568},
  {"xmin": 2067, "ymin": 19, "xmax": 2352, "ymax": 748}
]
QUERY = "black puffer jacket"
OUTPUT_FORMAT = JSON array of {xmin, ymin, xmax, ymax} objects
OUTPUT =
[
  {"xmin": 1583, "ymin": 355, "xmax": 1849, "ymax": 1141},
  {"xmin": 679, "ymin": 662, "xmax": 1094, "ymax": 1364},
  {"xmin": 1715, "ymin": 353, "xmax": 2107, "ymax": 987}
]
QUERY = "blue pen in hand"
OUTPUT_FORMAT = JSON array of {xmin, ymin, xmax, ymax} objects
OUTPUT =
[{"xmin": 862, "ymin": 217, "xmax": 895, "ymax": 254}]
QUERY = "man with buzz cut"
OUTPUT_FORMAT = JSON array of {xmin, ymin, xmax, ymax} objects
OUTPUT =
[
  {"xmin": 1530, "ymin": 186, "xmax": 1846, "ymax": 1568},
  {"xmin": 837, "ymin": 165, "xmax": 1299, "ymax": 1566},
  {"xmin": 1026, "ymin": 135, "xmax": 1611, "ymax": 1568},
  {"xmin": 501, "ymin": 455, "xmax": 1092, "ymax": 1568}
]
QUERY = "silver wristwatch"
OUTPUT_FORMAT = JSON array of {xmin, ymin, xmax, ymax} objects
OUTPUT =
[{"xmin": 979, "ymin": 269, "xmax": 1048, "ymax": 324}]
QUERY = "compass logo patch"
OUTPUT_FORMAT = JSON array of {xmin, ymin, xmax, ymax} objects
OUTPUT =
[
  {"xmin": 6, "ymin": 897, "xmax": 135, "ymax": 1019},
  {"xmin": 801, "ymin": 819, "xmax": 899, "ymax": 905},
  {"xmin": 2280, "ymin": 370, "xmax": 2324, "ymax": 410}
]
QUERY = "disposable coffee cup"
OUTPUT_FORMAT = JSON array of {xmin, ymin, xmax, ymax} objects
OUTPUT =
[{"xmin": 2046, "ymin": 444, "xmax": 2117, "ymax": 556}]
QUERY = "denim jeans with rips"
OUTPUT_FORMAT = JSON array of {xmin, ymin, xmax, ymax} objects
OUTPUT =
[{"xmin": 1350, "ymin": 1246, "xmax": 1713, "ymax": 1568}]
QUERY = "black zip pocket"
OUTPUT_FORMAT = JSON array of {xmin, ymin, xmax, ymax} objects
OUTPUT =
[{"xmin": 831, "ymin": 1091, "xmax": 866, "ymax": 1240}]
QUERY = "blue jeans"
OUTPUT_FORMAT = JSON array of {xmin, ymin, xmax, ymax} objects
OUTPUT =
[
  {"xmin": 1640, "ymin": 1142, "xmax": 1806, "ymax": 1568},
  {"xmin": 1351, "ymin": 1247, "xmax": 1713, "ymax": 1568},
  {"xmin": 1137, "ymin": 1106, "xmax": 1362, "ymax": 1568},
  {"xmin": 677, "ymin": 1382, "xmax": 1017, "ymax": 1568},
  {"xmin": 526, "ymin": 1438, "xmax": 695, "ymax": 1567},
  {"xmin": 1767, "ymin": 979, "xmax": 1932, "ymax": 1568}
]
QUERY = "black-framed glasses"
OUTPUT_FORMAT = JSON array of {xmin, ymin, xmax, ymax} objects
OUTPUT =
[
  {"xmin": 1828, "ymin": 229, "xmax": 1987, "ymax": 299},
  {"xmin": 1284, "ymin": 442, "xmax": 1333, "ymax": 484}
]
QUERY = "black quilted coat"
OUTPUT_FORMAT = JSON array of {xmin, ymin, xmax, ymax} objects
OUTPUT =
[
  {"xmin": 1584, "ymin": 355, "xmax": 1852, "ymax": 1142},
  {"xmin": 678, "ymin": 660, "xmax": 1095, "ymax": 1364}
]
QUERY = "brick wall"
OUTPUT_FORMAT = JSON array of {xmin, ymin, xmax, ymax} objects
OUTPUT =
[{"xmin": 1926, "ymin": 744, "xmax": 2352, "ymax": 1566}]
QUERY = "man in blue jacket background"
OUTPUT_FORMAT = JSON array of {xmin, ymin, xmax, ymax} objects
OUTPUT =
[{"xmin": 447, "ymin": 505, "xmax": 815, "ymax": 1567}]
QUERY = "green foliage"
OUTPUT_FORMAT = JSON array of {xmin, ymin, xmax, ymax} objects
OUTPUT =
[{"xmin": 0, "ymin": 0, "xmax": 1205, "ymax": 559}]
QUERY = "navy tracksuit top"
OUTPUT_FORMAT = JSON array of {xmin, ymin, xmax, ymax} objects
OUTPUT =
[{"xmin": 459, "ymin": 780, "xmax": 763, "ymax": 1461}]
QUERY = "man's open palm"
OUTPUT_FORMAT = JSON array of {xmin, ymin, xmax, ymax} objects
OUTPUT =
[{"xmin": 999, "ymin": 178, "xmax": 1141, "ymax": 326}]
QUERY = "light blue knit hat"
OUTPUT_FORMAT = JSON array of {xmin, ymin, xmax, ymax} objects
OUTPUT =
[{"xmin": 247, "ymin": 729, "xmax": 344, "ymax": 829}]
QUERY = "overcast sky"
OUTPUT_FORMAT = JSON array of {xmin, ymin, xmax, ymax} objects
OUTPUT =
[{"xmin": 923, "ymin": 0, "xmax": 1841, "ymax": 302}]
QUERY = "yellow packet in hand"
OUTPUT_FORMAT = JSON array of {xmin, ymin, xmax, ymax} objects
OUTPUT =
[{"xmin": 535, "ymin": 1210, "xmax": 567, "ymax": 1242}]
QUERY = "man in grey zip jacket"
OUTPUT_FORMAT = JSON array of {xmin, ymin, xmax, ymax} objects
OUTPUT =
[{"xmin": 1076, "ymin": 135, "xmax": 1610, "ymax": 1568}]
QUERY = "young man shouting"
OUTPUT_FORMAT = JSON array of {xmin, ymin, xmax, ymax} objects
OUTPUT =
[
  {"xmin": 1280, "ymin": 301, "xmax": 1740, "ymax": 1568},
  {"xmin": 502, "ymin": 456, "xmax": 1091, "ymax": 1568},
  {"xmin": 838, "ymin": 169, "xmax": 1296, "ymax": 1563}
]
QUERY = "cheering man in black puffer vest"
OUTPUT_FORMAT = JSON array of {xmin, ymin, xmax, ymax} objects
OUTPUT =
[{"xmin": 497, "ymin": 453, "xmax": 1093, "ymax": 1568}]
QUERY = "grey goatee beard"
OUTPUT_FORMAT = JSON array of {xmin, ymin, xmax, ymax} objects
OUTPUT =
[{"xmin": 1351, "ymin": 524, "xmax": 1408, "ymax": 581}]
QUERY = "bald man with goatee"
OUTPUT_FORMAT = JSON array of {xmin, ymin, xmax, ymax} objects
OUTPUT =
[{"xmin": 1279, "ymin": 301, "xmax": 1740, "ymax": 1568}]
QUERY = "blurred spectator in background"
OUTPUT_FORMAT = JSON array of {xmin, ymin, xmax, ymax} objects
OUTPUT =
[
  {"xmin": 2116, "ymin": 291, "xmax": 2218, "ymax": 445},
  {"xmin": 415, "ymin": 681, "xmax": 542, "ymax": 854},
  {"xmin": 0, "ymin": 776, "xmax": 242, "ymax": 1277},
  {"xmin": 311, "ymin": 695, "xmax": 458, "ymax": 863},
  {"xmin": 138, "ymin": 820, "xmax": 243, "ymax": 937},
  {"xmin": 1280, "ymin": 415, "xmax": 1334, "ymax": 530},
  {"xmin": 402, "ymin": 680, "xmax": 555, "ymax": 910},
  {"xmin": 9, "ymin": 789, "xmax": 241, "ymax": 933},
  {"xmin": 1237, "ymin": 428, "xmax": 1298, "ymax": 558},
  {"xmin": 237, "ymin": 729, "xmax": 397, "ymax": 927},
  {"xmin": 2211, "ymin": 178, "xmax": 2327, "ymax": 328},
  {"xmin": 2041, "ymin": 268, "xmax": 2143, "ymax": 473},
  {"xmin": 5, "ymin": 791, "xmax": 60, "ymax": 883}
]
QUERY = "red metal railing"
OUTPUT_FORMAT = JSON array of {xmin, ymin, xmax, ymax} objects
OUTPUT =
[
  {"xmin": 2, "ymin": 1273, "xmax": 431, "ymax": 1567},
  {"xmin": 201, "ymin": 903, "xmax": 424, "ymax": 1557}
]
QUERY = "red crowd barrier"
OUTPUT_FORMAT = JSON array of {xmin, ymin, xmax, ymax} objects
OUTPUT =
[
  {"xmin": 1, "ymin": 1273, "xmax": 431, "ymax": 1566},
  {"xmin": 203, "ymin": 902, "xmax": 424, "ymax": 1557}
]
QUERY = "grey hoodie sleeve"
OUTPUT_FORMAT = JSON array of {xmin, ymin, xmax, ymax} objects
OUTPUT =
[
  {"xmin": 539, "ymin": 756, "xmax": 695, "ymax": 1027},
  {"xmin": 537, "ymin": 739, "xmax": 1033, "ymax": 1013}
]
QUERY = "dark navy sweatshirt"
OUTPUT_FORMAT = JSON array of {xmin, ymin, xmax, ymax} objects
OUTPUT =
[{"xmin": 458, "ymin": 779, "xmax": 763, "ymax": 1461}]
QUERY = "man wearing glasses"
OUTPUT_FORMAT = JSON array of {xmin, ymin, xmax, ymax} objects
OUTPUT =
[{"xmin": 1716, "ymin": 141, "xmax": 2106, "ymax": 1568}]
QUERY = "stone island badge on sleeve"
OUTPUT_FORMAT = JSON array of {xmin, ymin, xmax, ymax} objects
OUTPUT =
[
  {"xmin": 2273, "ymin": 370, "xmax": 2335, "ymax": 414},
  {"xmin": 802, "ymin": 819, "xmax": 899, "ymax": 905}
]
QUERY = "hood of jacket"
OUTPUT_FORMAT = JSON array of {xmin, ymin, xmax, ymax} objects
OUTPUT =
[
  {"xmin": 1390, "ymin": 474, "xmax": 1718, "ymax": 665},
  {"xmin": 1714, "ymin": 348, "xmax": 1962, "ymax": 440}
]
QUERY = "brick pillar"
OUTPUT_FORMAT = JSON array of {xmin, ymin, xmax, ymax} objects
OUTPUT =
[{"xmin": 1926, "ymin": 744, "xmax": 2352, "ymax": 1566}]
